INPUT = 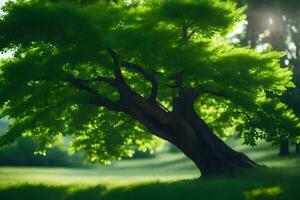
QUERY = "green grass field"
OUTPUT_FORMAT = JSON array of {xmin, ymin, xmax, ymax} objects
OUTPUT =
[{"xmin": 0, "ymin": 140, "xmax": 300, "ymax": 200}]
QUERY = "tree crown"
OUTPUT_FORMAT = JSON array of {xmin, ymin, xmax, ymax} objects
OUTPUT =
[{"xmin": 0, "ymin": 0, "xmax": 299, "ymax": 163}]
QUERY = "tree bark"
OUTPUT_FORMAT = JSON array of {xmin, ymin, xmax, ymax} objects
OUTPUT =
[
  {"xmin": 279, "ymin": 139, "xmax": 290, "ymax": 156},
  {"xmin": 171, "ymin": 89, "xmax": 257, "ymax": 175},
  {"xmin": 128, "ymin": 89, "xmax": 257, "ymax": 177}
]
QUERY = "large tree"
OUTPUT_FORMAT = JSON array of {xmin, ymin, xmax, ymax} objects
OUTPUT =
[{"xmin": 0, "ymin": 0, "xmax": 299, "ymax": 176}]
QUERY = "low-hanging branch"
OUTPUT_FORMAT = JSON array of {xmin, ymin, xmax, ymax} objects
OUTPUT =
[{"xmin": 66, "ymin": 76, "xmax": 122, "ymax": 111}]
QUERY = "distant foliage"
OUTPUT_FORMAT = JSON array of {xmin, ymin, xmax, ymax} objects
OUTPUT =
[{"xmin": 0, "ymin": 136, "xmax": 85, "ymax": 167}]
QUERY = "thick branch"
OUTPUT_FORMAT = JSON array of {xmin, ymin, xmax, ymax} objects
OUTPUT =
[
  {"xmin": 129, "ymin": 99, "xmax": 197, "ymax": 144},
  {"xmin": 173, "ymin": 88, "xmax": 200, "ymax": 113},
  {"xmin": 121, "ymin": 61, "xmax": 158, "ymax": 101},
  {"xmin": 66, "ymin": 77, "xmax": 122, "ymax": 111},
  {"xmin": 91, "ymin": 76, "xmax": 116, "ymax": 87},
  {"xmin": 107, "ymin": 48, "xmax": 124, "ymax": 82},
  {"xmin": 129, "ymin": 106, "xmax": 174, "ymax": 142},
  {"xmin": 132, "ymin": 94, "xmax": 174, "ymax": 125},
  {"xmin": 74, "ymin": 76, "xmax": 116, "ymax": 87},
  {"xmin": 106, "ymin": 48, "xmax": 134, "ymax": 108}
]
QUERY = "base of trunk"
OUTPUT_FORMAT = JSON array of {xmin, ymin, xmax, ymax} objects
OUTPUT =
[
  {"xmin": 129, "ymin": 88, "xmax": 257, "ymax": 177},
  {"xmin": 171, "ymin": 89, "xmax": 257, "ymax": 176},
  {"xmin": 181, "ymin": 136, "xmax": 257, "ymax": 176}
]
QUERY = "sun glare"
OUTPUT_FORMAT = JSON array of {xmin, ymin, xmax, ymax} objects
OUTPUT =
[{"xmin": 268, "ymin": 17, "xmax": 274, "ymax": 25}]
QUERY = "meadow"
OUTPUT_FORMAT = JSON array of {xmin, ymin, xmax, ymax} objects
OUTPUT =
[{"xmin": 0, "ymin": 140, "xmax": 300, "ymax": 200}]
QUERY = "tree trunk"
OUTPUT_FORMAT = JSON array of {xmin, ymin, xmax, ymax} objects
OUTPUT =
[
  {"xmin": 295, "ymin": 143, "xmax": 299, "ymax": 154},
  {"xmin": 128, "ymin": 89, "xmax": 257, "ymax": 177},
  {"xmin": 171, "ymin": 89, "xmax": 257, "ymax": 175},
  {"xmin": 170, "ymin": 121, "xmax": 257, "ymax": 176},
  {"xmin": 279, "ymin": 139, "xmax": 290, "ymax": 156}
]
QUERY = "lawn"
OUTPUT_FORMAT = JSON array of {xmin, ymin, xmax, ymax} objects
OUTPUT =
[{"xmin": 0, "ymin": 140, "xmax": 300, "ymax": 200}]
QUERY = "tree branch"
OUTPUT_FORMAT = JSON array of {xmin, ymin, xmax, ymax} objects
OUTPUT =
[
  {"xmin": 173, "ymin": 88, "xmax": 200, "ymax": 114},
  {"xmin": 107, "ymin": 48, "xmax": 124, "ymax": 82},
  {"xmin": 188, "ymin": 28, "xmax": 197, "ymax": 39},
  {"xmin": 66, "ymin": 77, "xmax": 122, "ymax": 111},
  {"xmin": 129, "ymin": 106, "xmax": 175, "ymax": 142},
  {"xmin": 121, "ymin": 61, "xmax": 158, "ymax": 101},
  {"xmin": 70, "ymin": 76, "xmax": 116, "ymax": 87},
  {"xmin": 90, "ymin": 76, "xmax": 116, "ymax": 87}
]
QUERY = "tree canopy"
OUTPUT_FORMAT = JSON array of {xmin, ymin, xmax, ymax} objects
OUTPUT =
[{"xmin": 0, "ymin": 0, "xmax": 299, "ymax": 164}]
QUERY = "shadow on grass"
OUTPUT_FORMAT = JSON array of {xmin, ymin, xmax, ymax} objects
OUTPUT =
[
  {"xmin": 0, "ymin": 168, "xmax": 299, "ymax": 200},
  {"xmin": 0, "ymin": 184, "xmax": 67, "ymax": 200},
  {"xmin": 254, "ymin": 153, "xmax": 300, "ymax": 163},
  {"xmin": 115, "ymin": 156, "xmax": 191, "ymax": 170},
  {"xmin": 0, "ymin": 184, "xmax": 107, "ymax": 200}
]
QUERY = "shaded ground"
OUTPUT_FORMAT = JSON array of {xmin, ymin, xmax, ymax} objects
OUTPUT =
[
  {"xmin": 0, "ymin": 140, "xmax": 299, "ymax": 200},
  {"xmin": 0, "ymin": 167, "xmax": 299, "ymax": 200}
]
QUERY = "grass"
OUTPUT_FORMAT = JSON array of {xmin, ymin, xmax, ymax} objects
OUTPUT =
[{"xmin": 0, "ymin": 140, "xmax": 300, "ymax": 200}]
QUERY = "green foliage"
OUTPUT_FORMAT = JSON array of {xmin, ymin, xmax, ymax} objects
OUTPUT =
[
  {"xmin": 239, "ymin": 0, "xmax": 300, "ymax": 144},
  {"xmin": 157, "ymin": 0, "xmax": 244, "ymax": 36},
  {"xmin": 0, "ymin": 0, "xmax": 298, "ymax": 163},
  {"xmin": 0, "ymin": 136, "xmax": 85, "ymax": 167}
]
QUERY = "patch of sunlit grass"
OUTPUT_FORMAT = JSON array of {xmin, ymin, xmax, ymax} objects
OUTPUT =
[{"xmin": 244, "ymin": 186, "xmax": 283, "ymax": 200}]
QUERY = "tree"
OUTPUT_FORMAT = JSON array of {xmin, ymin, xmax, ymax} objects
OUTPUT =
[
  {"xmin": 241, "ymin": 0, "xmax": 300, "ymax": 155},
  {"xmin": 0, "ymin": 0, "xmax": 298, "ymax": 176}
]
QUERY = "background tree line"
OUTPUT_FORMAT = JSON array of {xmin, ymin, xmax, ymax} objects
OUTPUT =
[{"xmin": 237, "ymin": 0, "xmax": 300, "ymax": 155}]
